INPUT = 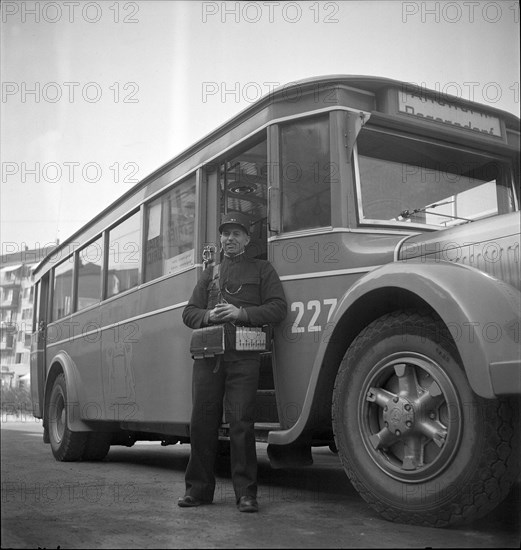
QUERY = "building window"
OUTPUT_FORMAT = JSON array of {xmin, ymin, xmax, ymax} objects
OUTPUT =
[
  {"xmin": 1, "ymin": 311, "xmax": 12, "ymax": 323},
  {"xmin": 52, "ymin": 261, "xmax": 73, "ymax": 320},
  {"xmin": 23, "ymin": 287, "xmax": 33, "ymax": 301},
  {"xmin": 107, "ymin": 212, "xmax": 141, "ymax": 298},
  {"xmin": 77, "ymin": 237, "xmax": 103, "ymax": 310},
  {"xmin": 145, "ymin": 176, "xmax": 196, "ymax": 282},
  {"xmin": 280, "ymin": 115, "xmax": 331, "ymax": 232}
]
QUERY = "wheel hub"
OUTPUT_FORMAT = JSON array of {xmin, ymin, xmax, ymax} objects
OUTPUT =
[
  {"xmin": 361, "ymin": 354, "xmax": 462, "ymax": 482},
  {"xmin": 382, "ymin": 396, "xmax": 415, "ymax": 436}
]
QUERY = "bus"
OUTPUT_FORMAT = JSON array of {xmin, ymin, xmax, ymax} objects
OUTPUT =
[{"xmin": 30, "ymin": 75, "xmax": 520, "ymax": 527}]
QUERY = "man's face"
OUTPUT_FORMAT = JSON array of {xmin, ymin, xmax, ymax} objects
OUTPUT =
[{"xmin": 220, "ymin": 225, "xmax": 250, "ymax": 256}]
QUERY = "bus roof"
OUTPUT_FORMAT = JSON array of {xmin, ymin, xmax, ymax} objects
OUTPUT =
[{"xmin": 33, "ymin": 74, "xmax": 520, "ymax": 277}]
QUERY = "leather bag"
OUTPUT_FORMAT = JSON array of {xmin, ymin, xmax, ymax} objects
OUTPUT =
[{"xmin": 189, "ymin": 325, "xmax": 225, "ymax": 359}]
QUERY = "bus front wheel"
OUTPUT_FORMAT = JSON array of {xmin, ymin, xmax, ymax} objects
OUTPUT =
[
  {"xmin": 48, "ymin": 373, "xmax": 87, "ymax": 461},
  {"xmin": 332, "ymin": 310, "xmax": 519, "ymax": 527}
]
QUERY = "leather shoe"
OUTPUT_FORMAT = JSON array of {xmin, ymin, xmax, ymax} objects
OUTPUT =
[
  {"xmin": 178, "ymin": 495, "xmax": 206, "ymax": 508},
  {"xmin": 237, "ymin": 496, "xmax": 258, "ymax": 513}
]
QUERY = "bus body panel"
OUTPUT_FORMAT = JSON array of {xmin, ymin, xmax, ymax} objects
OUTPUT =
[
  {"xmin": 270, "ymin": 230, "xmax": 410, "ymax": 427},
  {"xmin": 30, "ymin": 330, "xmax": 45, "ymax": 418},
  {"xmin": 99, "ymin": 269, "xmax": 196, "ymax": 424},
  {"xmin": 398, "ymin": 211, "xmax": 521, "ymax": 291},
  {"xmin": 269, "ymin": 257, "xmax": 521, "ymax": 447},
  {"xmin": 46, "ymin": 306, "xmax": 104, "ymax": 420},
  {"xmin": 334, "ymin": 261, "xmax": 521, "ymax": 399},
  {"xmin": 44, "ymin": 351, "xmax": 93, "ymax": 432},
  {"xmin": 101, "ymin": 306, "xmax": 193, "ymax": 425},
  {"xmin": 30, "ymin": 276, "xmax": 49, "ymax": 418},
  {"xmin": 269, "ymin": 230, "xmax": 408, "ymax": 277}
]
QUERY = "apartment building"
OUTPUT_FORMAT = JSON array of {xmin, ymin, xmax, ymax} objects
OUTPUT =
[{"xmin": 1, "ymin": 246, "xmax": 54, "ymax": 389}]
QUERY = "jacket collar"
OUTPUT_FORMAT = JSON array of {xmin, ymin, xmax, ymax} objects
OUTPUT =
[{"xmin": 222, "ymin": 250, "xmax": 246, "ymax": 263}]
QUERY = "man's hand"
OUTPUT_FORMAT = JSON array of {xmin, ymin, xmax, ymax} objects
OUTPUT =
[{"xmin": 209, "ymin": 303, "xmax": 240, "ymax": 323}]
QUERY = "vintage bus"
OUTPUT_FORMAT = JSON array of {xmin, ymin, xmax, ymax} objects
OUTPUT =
[{"xmin": 30, "ymin": 75, "xmax": 520, "ymax": 527}]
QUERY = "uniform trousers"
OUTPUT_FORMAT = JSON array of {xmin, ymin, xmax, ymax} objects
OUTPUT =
[{"xmin": 184, "ymin": 355, "xmax": 260, "ymax": 503}]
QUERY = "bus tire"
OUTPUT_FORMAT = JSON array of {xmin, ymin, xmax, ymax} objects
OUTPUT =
[
  {"xmin": 332, "ymin": 310, "xmax": 519, "ymax": 527},
  {"xmin": 82, "ymin": 432, "xmax": 112, "ymax": 461},
  {"xmin": 48, "ymin": 373, "xmax": 87, "ymax": 462}
]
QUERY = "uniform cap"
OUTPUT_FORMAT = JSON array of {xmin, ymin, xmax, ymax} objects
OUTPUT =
[{"xmin": 219, "ymin": 212, "xmax": 251, "ymax": 235}]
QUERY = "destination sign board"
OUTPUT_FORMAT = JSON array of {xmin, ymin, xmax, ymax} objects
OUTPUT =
[{"xmin": 397, "ymin": 90, "xmax": 503, "ymax": 137}]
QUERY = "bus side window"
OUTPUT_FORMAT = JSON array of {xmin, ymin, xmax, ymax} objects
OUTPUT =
[
  {"xmin": 107, "ymin": 212, "xmax": 141, "ymax": 297},
  {"xmin": 144, "ymin": 175, "xmax": 196, "ymax": 282},
  {"xmin": 76, "ymin": 237, "xmax": 103, "ymax": 311},
  {"xmin": 280, "ymin": 115, "xmax": 331, "ymax": 232},
  {"xmin": 52, "ymin": 261, "xmax": 73, "ymax": 320}
]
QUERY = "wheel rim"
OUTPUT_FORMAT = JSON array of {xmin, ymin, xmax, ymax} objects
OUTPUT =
[
  {"xmin": 357, "ymin": 352, "xmax": 463, "ymax": 483},
  {"xmin": 50, "ymin": 388, "xmax": 65, "ymax": 445}
]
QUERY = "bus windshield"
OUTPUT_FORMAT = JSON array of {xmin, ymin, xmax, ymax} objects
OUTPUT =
[{"xmin": 356, "ymin": 128, "xmax": 517, "ymax": 228}]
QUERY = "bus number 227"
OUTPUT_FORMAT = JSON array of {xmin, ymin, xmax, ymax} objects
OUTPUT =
[{"xmin": 290, "ymin": 299, "xmax": 337, "ymax": 333}]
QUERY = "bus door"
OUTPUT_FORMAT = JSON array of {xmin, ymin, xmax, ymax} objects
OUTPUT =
[
  {"xmin": 267, "ymin": 114, "xmax": 337, "ymax": 427},
  {"xmin": 30, "ymin": 273, "xmax": 49, "ymax": 418},
  {"xmin": 205, "ymin": 136, "xmax": 276, "ymax": 427}
]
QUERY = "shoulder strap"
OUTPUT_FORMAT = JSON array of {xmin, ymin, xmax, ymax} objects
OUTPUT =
[
  {"xmin": 210, "ymin": 263, "xmax": 220, "ymax": 286},
  {"xmin": 212, "ymin": 263, "xmax": 220, "ymax": 279},
  {"xmin": 206, "ymin": 264, "xmax": 222, "ymax": 308}
]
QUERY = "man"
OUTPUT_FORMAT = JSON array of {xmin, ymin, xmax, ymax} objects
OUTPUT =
[{"xmin": 179, "ymin": 212, "xmax": 287, "ymax": 513}]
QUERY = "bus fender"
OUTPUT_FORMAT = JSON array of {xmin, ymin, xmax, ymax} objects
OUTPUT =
[
  {"xmin": 44, "ymin": 351, "xmax": 93, "ymax": 432},
  {"xmin": 268, "ymin": 260, "xmax": 520, "ymax": 447}
]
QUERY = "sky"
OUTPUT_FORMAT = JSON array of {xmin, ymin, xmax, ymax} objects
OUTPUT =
[{"xmin": 1, "ymin": 0, "xmax": 519, "ymax": 256}]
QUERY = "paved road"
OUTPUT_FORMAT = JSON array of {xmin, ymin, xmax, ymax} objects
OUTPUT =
[{"xmin": 1, "ymin": 418, "xmax": 519, "ymax": 549}]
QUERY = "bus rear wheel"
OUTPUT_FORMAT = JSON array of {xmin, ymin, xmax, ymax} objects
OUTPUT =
[
  {"xmin": 332, "ymin": 310, "xmax": 519, "ymax": 527},
  {"xmin": 48, "ymin": 373, "xmax": 87, "ymax": 461}
]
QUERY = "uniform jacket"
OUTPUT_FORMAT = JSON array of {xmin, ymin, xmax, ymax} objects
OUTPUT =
[{"xmin": 182, "ymin": 253, "xmax": 287, "ymax": 360}]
